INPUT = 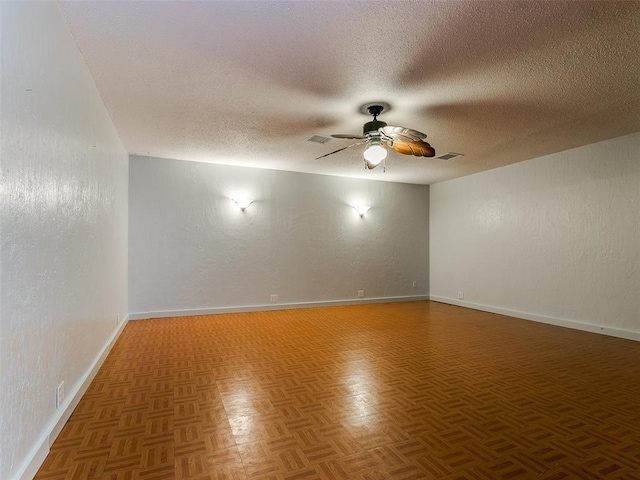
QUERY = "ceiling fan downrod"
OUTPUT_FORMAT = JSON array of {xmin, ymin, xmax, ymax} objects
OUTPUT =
[
  {"xmin": 363, "ymin": 105, "xmax": 387, "ymax": 136},
  {"xmin": 367, "ymin": 104, "xmax": 384, "ymax": 119}
]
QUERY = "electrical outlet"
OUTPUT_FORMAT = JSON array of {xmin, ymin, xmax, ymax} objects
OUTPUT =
[
  {"xmin": 270, "ymin": 294, "xmax": 278, "ymax": 303},
  {"xmin": 458, "ymin": 291, "xmax": 464, "ymax": 300},
  {"xmin": 357, "ymin": 290, "xmax": 365, "ymax": 298},
  {"xmin": 412, "ymin": 281, "xmax": 417, "ymax": 288},
  {"xmin": 56, "ymin": 382, "xmax": 65, "ymax": 409}
]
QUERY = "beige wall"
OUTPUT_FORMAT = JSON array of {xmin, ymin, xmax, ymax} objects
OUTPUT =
[
  {"xmin": 430, "ymin": 133, "xmax": 640, "ymax": 339},
  {"xmin": 1, "ymin": 3, "xmax": 128, "ymax": 478},
  {"xmin": 129, "ymin": 156, "xmax": 429, "ymax": 317}
]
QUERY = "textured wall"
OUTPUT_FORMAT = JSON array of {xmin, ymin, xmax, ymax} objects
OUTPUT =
[
  {"xmin": 129, "ymin": 156, "xmax": 429, "ymax": 315},
  {"xmin": 430, "ymin": 133, "xmax": 640, "ymax": 336},
  {"xmin": 0, "ymin": 3, "xmax": 128, "ymax": 479}
]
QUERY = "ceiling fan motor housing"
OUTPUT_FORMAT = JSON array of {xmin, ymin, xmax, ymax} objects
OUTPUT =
[
  {"xmin": 363, "ymin": 119, "xmax": 387, "ymax": 135},
  {"xmin": 363, "ymin": 104, "xmax": 387, "ymax": 136}
]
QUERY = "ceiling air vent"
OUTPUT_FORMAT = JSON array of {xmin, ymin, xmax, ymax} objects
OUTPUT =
[
  {"xmin": 307, "ymin": 134, "xmax": 332, "ymax": 144},
  {"xmin": 435, "ymin": 152, "xmax": 463, "ymax": 161}
]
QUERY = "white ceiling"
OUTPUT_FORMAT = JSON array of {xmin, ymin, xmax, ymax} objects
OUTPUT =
[{"xmin": 58, "ymin": 0, "xmax": 640, "ymax": 185}]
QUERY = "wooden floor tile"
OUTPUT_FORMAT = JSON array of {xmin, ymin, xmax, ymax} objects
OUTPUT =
[{"xmin": 34, "ymin": 301, "xmax": 640, "ymax": 479}]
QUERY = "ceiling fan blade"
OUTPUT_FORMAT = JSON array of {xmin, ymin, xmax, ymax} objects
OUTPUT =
[
  {"xmin": 380, "ymin": 125, "xmax": 427, "ymax": 143},
  {"xmin": 386, "ymin": 139, "xmax": 436, "ymax": 157},
  {"xmin": 315, "ymin": 141, "xmax": 366, "ymax": 160},
  {"xmin": 331, "ymin": 133, "xmax": 366, "ymax": 139}
]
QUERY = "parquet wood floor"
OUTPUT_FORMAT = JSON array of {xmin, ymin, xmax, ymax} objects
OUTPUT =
[{"xmin": 35, "ymin": 301, "xmax": 640, "ymax": 479}]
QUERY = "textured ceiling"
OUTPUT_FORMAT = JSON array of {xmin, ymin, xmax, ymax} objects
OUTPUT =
[{"xmin": 58, "ymin": 1, "xmax": 640, "ymax": 185}]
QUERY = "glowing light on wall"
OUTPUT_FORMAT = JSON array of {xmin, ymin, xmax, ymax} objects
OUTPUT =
[
  {"xmin": 352, "ymin": 205, "xmax": 371, "ymax": 216},
  {"xmin": 232, "ymin": 197, "xmax": 253, "ymax": 211}
]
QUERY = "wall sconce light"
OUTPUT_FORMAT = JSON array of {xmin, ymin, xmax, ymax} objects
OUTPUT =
[
  {"xmin": 352, "ymin": 205, "xmax": 371, "ymax": 217},
  {"xmin": 232, "ymin": 197, "xmax": 253, "ymax": 211}
]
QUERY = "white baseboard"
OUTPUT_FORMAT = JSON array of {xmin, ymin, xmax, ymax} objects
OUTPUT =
[
  {"xmin": 429, "ymin": 296, "xmax": 640, "ymax": 342},
  {"xmin": 17, "ymin": 314, "xmax": 130, "ymax": 480},
  {"xmin": 128, "ymin": 295, "xmax": 431, "ymax": 320}
]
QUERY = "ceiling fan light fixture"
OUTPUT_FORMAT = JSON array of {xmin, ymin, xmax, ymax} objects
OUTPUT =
[{"xmin": 363, "ymin": 139, "xmax": 387, "ymax": 169}]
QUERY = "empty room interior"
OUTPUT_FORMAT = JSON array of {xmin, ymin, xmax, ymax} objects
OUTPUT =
[{"xmin": 2, "ymin": 1, "xmax": 639, "ymax": 479}]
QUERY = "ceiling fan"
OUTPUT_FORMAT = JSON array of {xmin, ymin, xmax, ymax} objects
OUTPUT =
[{"xmin": 316, "ymin": 103, "xmax": 436, "ymax": 170}]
